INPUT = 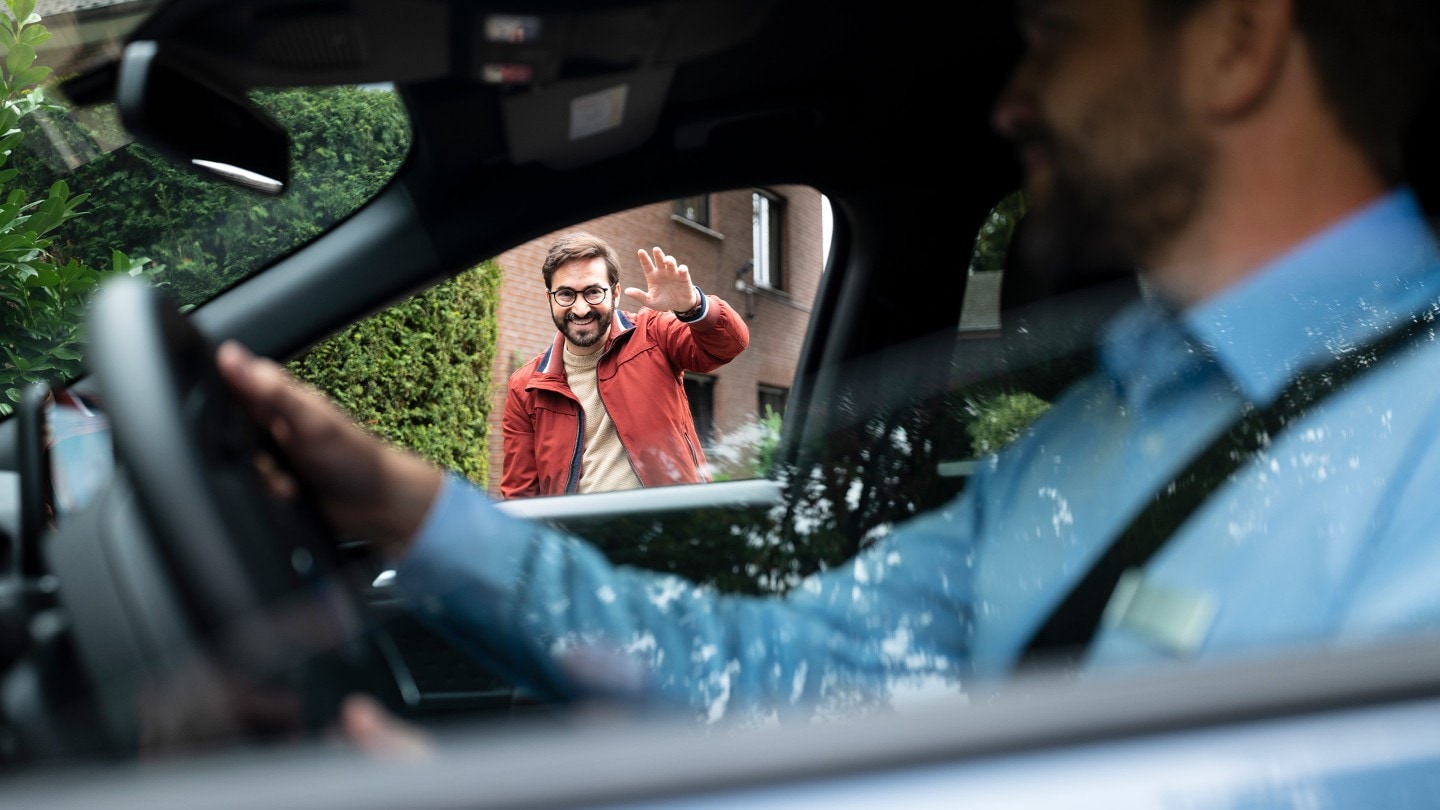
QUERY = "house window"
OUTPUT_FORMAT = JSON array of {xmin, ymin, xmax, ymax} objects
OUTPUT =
[
  {"xmin": 752, "ymin": 189, "xmax": 784, "ymax": 290},
  {"xmin": 758, "ymin": 384, "xmax": 789, "ymax": 420},
  {"xmin": 685, "ymin": 373, "xmax": 716, "ymax": 447},
  {"xmin": 674, "ymin": 195, "xmax": 710, "ymax": 227}
]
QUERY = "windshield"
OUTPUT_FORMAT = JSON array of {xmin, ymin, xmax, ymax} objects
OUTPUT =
[{"xmin": 0, "ymin": 0, "xmax": 411, "ymax": 414}]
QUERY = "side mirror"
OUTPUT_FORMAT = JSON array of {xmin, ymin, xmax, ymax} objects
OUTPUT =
[{"xmin": 115, "ymin": 41, "xmax": 290, "ymax": 195}]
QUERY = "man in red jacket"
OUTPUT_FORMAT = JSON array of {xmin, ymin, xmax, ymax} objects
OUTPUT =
[{"xmin": 501, "ymin": 232, "xmax": 751, "ymax": 498}]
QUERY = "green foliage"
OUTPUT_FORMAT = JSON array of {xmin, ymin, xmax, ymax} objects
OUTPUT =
[
  {"xmin": 288, "ymin": 261, "xmax": 503, "ymax": 488},
  {"xmin": 965, "ymin": 390, "xmax": 1052, "ymax": 456},
  {"xmin": 8, "ymin": 42, "xmax": 490, "ymax": 483},
  {"xmin": 0, "ymin": 1, "xmax": 160, "ymax": 412},
  {"xmin": 20, "ymin": 86, "xmax": 411, "ymax": 307},
  {"xmin": 710, "ymin": 404, "xmax": 785, "ymax": 483},
  {"xmin": 968, "ymin": 189, "xmax": 1027, "ymax": 275},
  {"xmin": 753, "ymin": 404, "xmax": 784, "ymax": 479}
]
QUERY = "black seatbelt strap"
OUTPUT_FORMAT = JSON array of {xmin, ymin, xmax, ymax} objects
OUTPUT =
[{"xmin": 1015, "ymin": 309, "xmax": 1439, "ymax": 672}]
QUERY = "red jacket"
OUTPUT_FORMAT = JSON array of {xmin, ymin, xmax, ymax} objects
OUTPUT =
[{"xmin": 501, "ymin": 292, "xmax": 750, "ymax": 498}]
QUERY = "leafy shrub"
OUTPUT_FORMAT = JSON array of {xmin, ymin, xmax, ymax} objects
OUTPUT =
[
  {"xmin": 288, "ymin": 261, "xmax": 502, "ymax": 487},
  {"xmin": 23, "ymin": 85, "xmax": 411, "ymax": 307},
  {"xmin": 965, "ymin": 390, "xmax": 1053, "ymax": 456},
  {"xmin": 967, "ymin": 189, "xmax": 1026, "ymax": 275},
  {"xmin": 0, "ymin": 0, "xmax": 159, "ymax": 412},
  {"xmin": 13, "ymin": 42, "xmax": 497, "ymax": 483},
  {"xmin": 753, "ymin": 404, "xmax": 784, "ymax": 478}
]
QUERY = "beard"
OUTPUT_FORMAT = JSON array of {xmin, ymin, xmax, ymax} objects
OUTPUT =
[
  {"xmin": 555, "ymin": 306, "xmax": 613, "ymax": 349},
  {"xmin": 1015, "ymin": 64, "xmax": 1211, "ymax": 292}
]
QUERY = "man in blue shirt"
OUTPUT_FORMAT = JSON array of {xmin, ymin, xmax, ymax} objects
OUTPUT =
[{"xmin": 219, "ymin": 0, "xmax": 1440, "ymax": 724}]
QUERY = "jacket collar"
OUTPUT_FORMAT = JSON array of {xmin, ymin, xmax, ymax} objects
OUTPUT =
[{"xmin": 536, "ymin": 309, "xmax": 638, "ymax": 374}]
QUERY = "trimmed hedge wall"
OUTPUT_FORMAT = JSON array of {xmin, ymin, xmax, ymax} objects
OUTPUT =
[{"xmin": 289, "ymin": 261, "xmax": 502, "ymax": 487}]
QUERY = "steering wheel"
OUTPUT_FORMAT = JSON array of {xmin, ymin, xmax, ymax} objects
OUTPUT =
[{"xmin": 71, "ymin": 275, "xmax": 396, "ymax": 753}]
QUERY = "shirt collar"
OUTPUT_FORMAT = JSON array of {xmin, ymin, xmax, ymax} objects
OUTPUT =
[{"xmin": 1101, "ymin": 188, "xmax": 1440, "ymax": 407}]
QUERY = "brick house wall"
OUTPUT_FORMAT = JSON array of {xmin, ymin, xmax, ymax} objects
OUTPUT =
[{"xmin": 486, "ymin": 185, "xmax": 824, "ymax": 495}]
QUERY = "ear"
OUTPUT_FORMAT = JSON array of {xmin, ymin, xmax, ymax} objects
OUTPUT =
[{"xmin": 1185, "ymin": 0, "xmax": 1295, "ymax": 119}]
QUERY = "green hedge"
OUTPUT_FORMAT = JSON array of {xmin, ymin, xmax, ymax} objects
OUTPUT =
[{"xmin": 288, "ymin": 261, "xmax": 502, "ymax": 487}]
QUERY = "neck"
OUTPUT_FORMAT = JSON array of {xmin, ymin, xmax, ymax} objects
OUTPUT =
[
  {"xmin": 1144, "ymin": 47, "xmax": 1393, "ymax": 308},
  {"xmin": 1145, "ymin": 175, "xmax": 1389, "ymax": 308},
  {"xmin": 565, "ymin": 339, "xmax": 602, "ymax": 357}
]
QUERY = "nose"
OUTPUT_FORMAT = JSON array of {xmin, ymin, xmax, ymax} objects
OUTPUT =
[
  {"xmin": 991, "ymin": 62, "xmax": 1036, "ymax": 140},
  {"xmin": 570, "ymin": 297, "xmax": 592, "ymax": 316}
]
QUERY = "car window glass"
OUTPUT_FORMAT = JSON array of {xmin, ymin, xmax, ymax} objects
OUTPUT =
[
  {"xmin": 292, "ymin": 187, "xmax": 826, "ymax": 496},
  {"xmin": 0, "ymin": 2, "xmax": 411, "ymax": 415},
  {"xmin": 328, "ymin": 187, "xmax": 1149, "ymax": 717}
]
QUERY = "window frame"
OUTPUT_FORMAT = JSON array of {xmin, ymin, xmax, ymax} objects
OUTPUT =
[
  {"xmin": 684, "ymin": 372, "xmax": 717, "ymax": 448},
  {"xmin": 674, "ymin": 194, "xmax": 711, "ymax": 228},
  {"xmin": 758, "ymin": 384, "xmax": 789, "ymax": 421}
]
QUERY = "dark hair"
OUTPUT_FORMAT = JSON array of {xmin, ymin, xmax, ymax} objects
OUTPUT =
[
  {"xmin": 541, "ymin": 232, "xmax": 622, "ymax": 290},
  {"xmin": 1147, "ymin": 0, "xmax": 1440, "ymax": 183}
]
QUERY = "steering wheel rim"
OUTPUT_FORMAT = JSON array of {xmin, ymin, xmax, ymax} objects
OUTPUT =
[{"xmin": 83, "ymin": 275, "xmax": 384, "ymax": 741}]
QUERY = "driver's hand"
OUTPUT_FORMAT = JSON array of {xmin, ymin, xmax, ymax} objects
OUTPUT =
[
  {"xmin": 216, "ymin": 341, "xmax": 442, "ymax": 559},
  {"xmin": 337, "ymin": 693, "xmax": 435, "ymax": 762}
]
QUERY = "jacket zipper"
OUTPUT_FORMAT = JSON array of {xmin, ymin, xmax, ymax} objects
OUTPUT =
[
  {"xmin": 565, "ymin": 409, "xmax": 584, "ymax": 493},
  {"xmin": 682, "ymin": 431, "xmax": 707, "ymax": 481}
]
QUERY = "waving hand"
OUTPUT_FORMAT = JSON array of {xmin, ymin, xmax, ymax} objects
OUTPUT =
[{"xmin": 623, "ymin": 246, "xmax": 702, "ymax": 313}]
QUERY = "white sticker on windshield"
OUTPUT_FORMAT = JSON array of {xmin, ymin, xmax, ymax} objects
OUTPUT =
[{"xmin": 570, "ymin": 84, "xmax": 628, "ymax": 141}]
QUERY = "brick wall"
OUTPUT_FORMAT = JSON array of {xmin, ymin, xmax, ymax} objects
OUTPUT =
[{"xmin": 486, "ymin": 186, "xmax": 824, "ymax": 495}]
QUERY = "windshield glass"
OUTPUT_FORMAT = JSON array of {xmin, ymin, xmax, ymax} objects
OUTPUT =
[{"xmin": 0, "ymin": 0, "xmax": 411, "ymax": 414}]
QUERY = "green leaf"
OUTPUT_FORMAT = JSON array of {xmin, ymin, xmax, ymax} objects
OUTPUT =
[
  {"xmin": 23, "ymin": 180, "xmax": 80, "ymax": 236},
  {"xmin": 0, "ymin": 231, "xmax": 34, "ymax": 252},
  {"xmin": 12, "ymin": 1, "xmax": 38, "ymax": 26},
  {"xmin": 6, "ymin": 43, "xmax": 34, "ymax": 76},
  {"xmin": 50, "ymin": 347, "xmax": 80, "ymax": 361},
  {"xmin": 0, "ymin": 26, "xmax": 14, "ymax": 50},
  {"xmin": 17, "ymin": 23, "xmax": 48, "ymax": 46},
  {"xmin": 111, "ymin": 249, "xmax": 152, "ymax": 276},
  {"xmin": 11, "ymin": 65, "xmax": 49, "ymax": 89}
]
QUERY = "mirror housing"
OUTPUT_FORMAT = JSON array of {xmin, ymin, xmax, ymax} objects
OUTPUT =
[{"xmin": 115, "ymin": 41, "xmax": 290, "ymax": 195}]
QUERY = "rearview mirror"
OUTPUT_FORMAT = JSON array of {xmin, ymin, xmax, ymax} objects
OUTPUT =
[{"xmin": 115, "ymin": 41, "xmax": 290, "ymax": 195}]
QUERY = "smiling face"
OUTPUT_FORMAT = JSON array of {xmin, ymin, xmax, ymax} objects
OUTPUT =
[
  {"xmin": 549, "ymin": 256, "xmax": 615, "ymax": 355},
  {"xmin": 993, "ymin": 0, "xmax": 1212, "ymax": 276}
]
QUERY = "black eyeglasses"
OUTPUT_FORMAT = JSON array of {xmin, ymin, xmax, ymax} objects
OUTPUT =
[{"xmin": 549, "ymin": 286, "xmax": 609, "ymax": 307}]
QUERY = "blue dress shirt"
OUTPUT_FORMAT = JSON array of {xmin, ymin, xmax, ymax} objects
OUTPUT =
[{"xmin": 394, "ymin": 188, "xmax": 1440, "ymax": 721}]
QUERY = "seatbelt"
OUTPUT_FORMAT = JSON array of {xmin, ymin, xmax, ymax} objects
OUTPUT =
[{"xmin": 1014, "ymin": 309, "xmax": 1440, "ymax": 673}]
